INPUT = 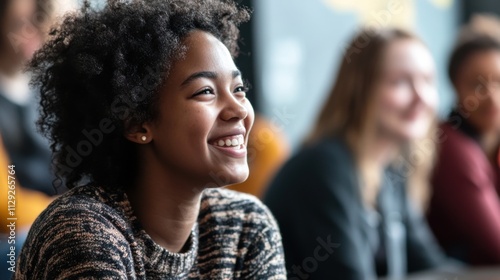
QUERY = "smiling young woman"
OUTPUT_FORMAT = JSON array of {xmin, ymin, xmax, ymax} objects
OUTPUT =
[{"xmin": 13, "ymin": 0, "xmax": 286, "ymax": 279}]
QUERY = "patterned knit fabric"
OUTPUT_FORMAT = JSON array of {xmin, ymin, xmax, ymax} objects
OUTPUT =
[{"xmin": 13, "ymin": 185, "xmax": 286, "ymax": 279}]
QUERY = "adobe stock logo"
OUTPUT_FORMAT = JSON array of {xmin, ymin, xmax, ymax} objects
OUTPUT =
[{"xmin": 288, "ymin": 235, "xmax": 340, "ymax": 280}]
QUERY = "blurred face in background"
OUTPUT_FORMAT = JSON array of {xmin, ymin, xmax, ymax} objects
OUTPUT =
[
  {"xmin": 0, "ymin": 0, "xmax": 45, "ymax": 73},
  {"xmin": 373, "ymin": 39, "xmax": 438, "ymax": 142},
  {"xmin": 454, "ymin": 50, "xmax": 500, "ymax": 134}
]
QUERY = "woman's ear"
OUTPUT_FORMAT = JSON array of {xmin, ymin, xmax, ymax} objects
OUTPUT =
[{"xmin": 124, "ymin": 121, "xmax": 153, "ymax": 144}]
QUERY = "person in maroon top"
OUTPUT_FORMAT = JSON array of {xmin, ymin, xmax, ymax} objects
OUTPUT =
[{"xmin": 428, "ymin": 29, "xmax": 500, "ymax": 265}]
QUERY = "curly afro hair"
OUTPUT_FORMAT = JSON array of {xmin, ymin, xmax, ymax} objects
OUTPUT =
[{"xmin": 30, "ymin": 0, "xmax": 250, "ymax": 190}]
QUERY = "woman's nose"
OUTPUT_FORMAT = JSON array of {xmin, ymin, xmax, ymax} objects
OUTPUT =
[{"xmin": 219, "ymin": 91, "xmax": 248, "ymax": 121}]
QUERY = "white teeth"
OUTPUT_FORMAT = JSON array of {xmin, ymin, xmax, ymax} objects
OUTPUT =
[{"xmin": 213, "ymin": 135, "xmax": 244, "ymax": 147}]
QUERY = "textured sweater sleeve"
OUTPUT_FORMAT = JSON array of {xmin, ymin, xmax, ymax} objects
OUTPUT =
[
  {"xmin": 14, "ymin": 196, "xmax": 134, "ymax": 280},
  {"xmin": 241, "ymin": 203, "xmax": 287, "ymax": 280}
]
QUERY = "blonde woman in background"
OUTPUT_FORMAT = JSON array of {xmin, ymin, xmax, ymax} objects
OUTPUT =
[{"xmin": 265, "ymin": 28, "xmax": 459, "ymax": 279}]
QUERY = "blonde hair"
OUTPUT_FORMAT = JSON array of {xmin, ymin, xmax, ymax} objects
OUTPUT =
[{"xmin": 306, "ymin": 28, "xmax": 435, "ymax": 208}]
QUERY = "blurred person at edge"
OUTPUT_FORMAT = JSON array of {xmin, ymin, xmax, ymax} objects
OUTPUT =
[
  {"xmin": 0, "ymin": 135, "xmax": 52, "ymax": 279},
  {"xmin": 0, "ymin": 2, "xmax": 57, "ymax": 277},
  {"xmin": 0, "ymin": 0, "xmax": 59, "ymax": 195},
  {"xmin": 264, "ymin": 28, "xmax": 461, "ymax": 279},
  {"xmin": 428, "ymin": 15, "xmax": 500, "ymax": 265}
]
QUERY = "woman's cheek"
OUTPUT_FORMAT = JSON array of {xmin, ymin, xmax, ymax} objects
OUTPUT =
[
  {"xmin": 381, "ymin": 88, "xmax": 411, "ymax": 113},
  {"xmin": 422, "ymin": 86, "xmax": 439, "ymax": 113},
  {"xmin": 244, "ymin": 100, "xmax": 255, "ymax": 128}
]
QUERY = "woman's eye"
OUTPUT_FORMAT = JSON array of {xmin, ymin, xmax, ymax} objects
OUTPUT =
[
  {"xmin": 234, "ymin": 86, "xmax": 248, "ymax": 95},
  {"xmin": 194, "ymin": 88, "xmax": 214, "ymax": 96}
]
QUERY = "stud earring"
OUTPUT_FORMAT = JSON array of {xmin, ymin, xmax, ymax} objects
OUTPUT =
[{"xmin": 141, "ymin": 136, "xmax": 147, "ymax": 142}]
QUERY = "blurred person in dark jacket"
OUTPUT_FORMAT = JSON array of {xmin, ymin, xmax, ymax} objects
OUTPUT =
[{"xmin": 0, "ymin": 0, "xmax": 59, "ymax": 195}]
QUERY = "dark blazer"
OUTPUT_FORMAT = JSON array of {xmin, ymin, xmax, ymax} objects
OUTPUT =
[
  {"xmin": 0, "ymin": 93, "xmax": 56, "ymax": 195},
  {"xmin": 264, "ymin": 137, "xmax": 446, "ymax": 279}
]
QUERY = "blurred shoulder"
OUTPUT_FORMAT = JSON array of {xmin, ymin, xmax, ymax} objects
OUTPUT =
[
  {"xmin": 297, "ymin": 137, "xmax": 352, "ymax": 165},
  {"xmin": 438, "ymin": 122, "xmax": 484, "ymax": 163},
  {"xmin": 280, "ymin": 138, "xmax": 354, "ymax": 177},
  {"xmin": 271, "ymin": 137, "xmax": 355, "ymax": 185}
]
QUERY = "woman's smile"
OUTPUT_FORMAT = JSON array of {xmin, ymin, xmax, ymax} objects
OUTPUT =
[{"xmin": 208, "ymin": 127, "xmax": 247, "ymax": 158}]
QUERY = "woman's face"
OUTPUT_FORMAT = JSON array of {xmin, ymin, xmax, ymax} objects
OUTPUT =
[
  {"xmin": 454, "ymin": 50, "xmax": 500, "ymax": 133},
  {"xmin": 143, "ymin": 31, "xmax": 254, "ymax": 188},
  {"xmin": 374, "ymin": 39, "xmax": 437, "ymax": 141}
]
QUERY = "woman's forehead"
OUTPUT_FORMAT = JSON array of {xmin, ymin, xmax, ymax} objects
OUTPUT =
[
  {"xmin": 382, "ymin": 39, "xmax": 435, "ymax": 74},
  {"xmin": 167, "ymin": 31, "xmax": 240, "ymax": 83}
]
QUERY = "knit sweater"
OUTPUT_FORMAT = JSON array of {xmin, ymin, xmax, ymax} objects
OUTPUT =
[{"xmin": 13, "ymin": 185, "xmax": 286, "ymax": 279}]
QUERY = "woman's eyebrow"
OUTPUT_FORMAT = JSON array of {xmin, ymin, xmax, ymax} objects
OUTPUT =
[
  {"xmin": 232, "ymin": 70, "xmax": 241, "ymax": 79},
  {"xmin": 180, "ymin": 69, "xmax": 242, "ymax": 87},
  {"xmin": 181, "ymin": 71, "xmax": 217, "ymax": 87}
]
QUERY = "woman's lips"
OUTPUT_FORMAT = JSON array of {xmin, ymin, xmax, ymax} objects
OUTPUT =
[{"xmin": 210, "ymin": 144, "xmax": 247, "ymax": 158}]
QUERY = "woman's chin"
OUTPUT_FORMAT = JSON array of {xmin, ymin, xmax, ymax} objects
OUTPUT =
[
  {"xmin": 398, "ymin": 120, "xmax": 433, "ymax": 141},
  {"xmin": 204, "ymin": 165, "xmax": 249, "ymax": 189},
  {"xmin": 396, "ymin": 130, "xmax": 428, "ymax": 142},
  {"xmin": 226, "ymin": 169, "xmax": 250, "ymax": 186}
]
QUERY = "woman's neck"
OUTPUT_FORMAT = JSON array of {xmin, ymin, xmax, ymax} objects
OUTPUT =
[
  {"xmin": 126, "ymin": 158, "xmax": 202, "ymax": 253},
  {"xmin": 348, "ymin": 130, "xmax": 399, "ymax": 207},
  {"xmin": 349, "ymin": 130, "xmax": 399, "ymax": 170}
]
